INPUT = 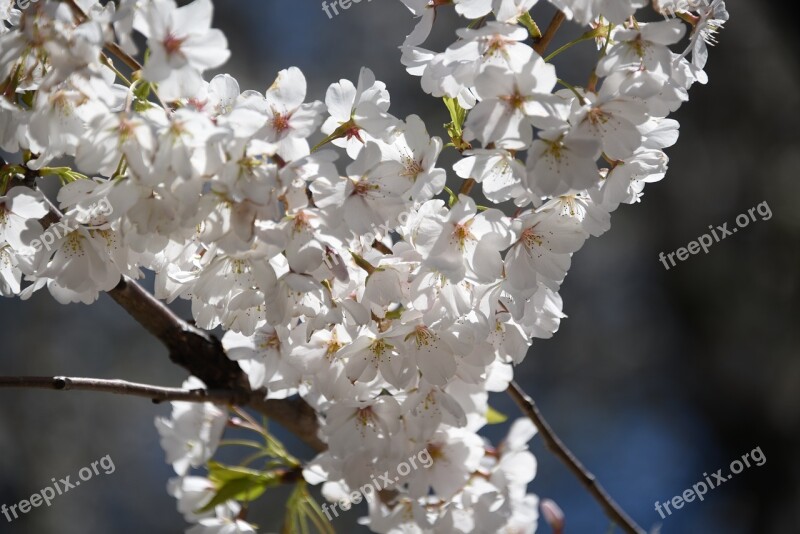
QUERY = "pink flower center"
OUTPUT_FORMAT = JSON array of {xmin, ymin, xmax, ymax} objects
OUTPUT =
[{"xmin": 163, "ymin": 32, "xmax": 186, "ymax": 56}]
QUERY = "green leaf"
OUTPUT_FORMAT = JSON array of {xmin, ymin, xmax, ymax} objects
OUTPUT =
[
  {"xmin": 197, "ymin": 475, "xmax": 275, "ymax": 513},
  {"xmin": 200, "ymin": 461, "xmax": 284, "ymax": 512},
  {"xmin": 486, "ymin": 405, "xmax": 508, "ymax": 424},
  {"xmin": 207, "ymin": 461, "xmax": 272, "ymax": 483},
  {"xmin": 198, "ymin": 462, "xmax": 286, "ymax": 514}
]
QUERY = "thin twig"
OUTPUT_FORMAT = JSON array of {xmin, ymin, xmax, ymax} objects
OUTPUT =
[
  {"xmin": 61, "ymin": 0, "xmax": 87, "ymax": 22},
  {"xmin": 63, "ymin": 0, "xmax": 141, "ymax": 71},
  {"xmin": 105, "ymin": 42, "xmax": 143, "ymax": 72},
  {"xmin": 0, "ymin": 376, "xmax": 245, "ymax": 404},
  {"xmin": 0, "ymin": 374, "xmax": 327, "ymax": 452},
  {"xmin": 507, "ymin": 381, "xmax": 646, "ymax": 534},
  {"xmin": 533, "ymin": 11, "xmax": 567, "ymax": 56},
  {"xmin": 62, "ymin": 0, "xmax": 167, "ymax": 107}
]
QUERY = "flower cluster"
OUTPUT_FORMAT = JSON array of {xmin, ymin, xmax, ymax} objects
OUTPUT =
[{"xmin": 0, "ymin": 0, "xmax": 726, "ymax": 532}]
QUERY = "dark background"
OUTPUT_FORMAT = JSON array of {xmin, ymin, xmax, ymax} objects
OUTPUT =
[{"xmin": 1, "ymin": 1, "xmax": 798, "ymax": 532}]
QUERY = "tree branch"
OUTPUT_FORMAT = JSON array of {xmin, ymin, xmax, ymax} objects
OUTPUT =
[
  {"xmin": 507, "ymin": 381, "xmax": 646, "ymax": 534},
  {"xmin": 107, "ymin": 277, "xmax": 246, "ymax": 391},
  {"xmin": 107, "ymin": 276, "xmax": 327, "ymax": 452},
  {"xmin": 33, "ymin": 179, "xmax": 326, "ymax": 451},
  {"xmin": 0, "ymin": 376, "xmax": 245, "ymax": 404},
  {"xmin": 533, "ymin": 10, "xmax": 567, "ymax": 56}
]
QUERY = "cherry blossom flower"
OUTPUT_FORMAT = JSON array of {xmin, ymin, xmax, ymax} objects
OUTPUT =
[
  {"xmin": 464, "ymin": 57, "xmax": 557, "ymax": 149},
  {"xmin": 321, "ymin": 67, "xmax": 399, "ymax": 158},
  {"xmin": 261, "ymin": 67, "xmax": 326, "ymax": 160},
  {"xmin": 155, "ymin": 377, "xmax": 228, "ymax": 476},
  {"xmin": 136, "ymin": 0, "xmax": 231, "ymax": 101}
]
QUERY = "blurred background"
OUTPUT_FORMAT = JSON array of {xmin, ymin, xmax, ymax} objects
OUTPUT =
[{"xmin": 1, "ymin": 1, "xmax": 798, "ymax": 533}]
